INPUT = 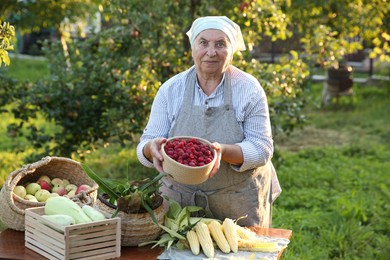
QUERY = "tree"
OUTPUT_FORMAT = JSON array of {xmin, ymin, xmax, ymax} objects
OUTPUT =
[
  {"xmin": 8, "ymin": 0, "xmax": 388, "ymax": 159},
  {"xmin": 289, "ymin": 0, "xmax": 390, "ymax": 69},
  {"xmin": 5, "ymin": 0, "xmax": 308, "ymax": 159},
  {"xmin": 2, "ymin": 0, "xmax": 101, "ymax": 67}
]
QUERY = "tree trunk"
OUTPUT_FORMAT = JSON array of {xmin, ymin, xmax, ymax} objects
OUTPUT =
[{"xmin": 58, "ymin": 28, "xmax": 71, "ymax": 69}]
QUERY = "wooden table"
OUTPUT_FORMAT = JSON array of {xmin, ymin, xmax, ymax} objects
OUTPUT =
[{"xmin": 0, "ymin": 227, "xmax": 292, "ymax": 259}]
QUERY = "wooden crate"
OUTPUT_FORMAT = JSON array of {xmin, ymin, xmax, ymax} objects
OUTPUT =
[{"xmin": 25, "ymin": 206, "xmax": 121, "ymax": 260}]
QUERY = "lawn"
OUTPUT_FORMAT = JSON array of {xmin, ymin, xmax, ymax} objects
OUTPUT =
[
  {"xmin": 1, "ymin": 57, "xmax": 389, "ymax": 259},
  {"xmin": 273, "ymin": 80, "xmax": 390, "ymax": 259}
]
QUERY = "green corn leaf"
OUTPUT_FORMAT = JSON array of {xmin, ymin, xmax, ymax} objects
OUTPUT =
[
  {"xmin": 139, "ymin": 172, "xmax": 166, "ymax": 192},
  {"xmin": 158, "ymin": 223, "xmax": 186, "ymax": 240},
  {"xmin": 111, "ymin": 208, "xmax": 120, "ymax": 218},
  {"xmin": 165, "ymin": 197, "xmax": 182, "ymax": 219},
  {"xmin": 141, "ymin": 199, "xmax": 158, "ymax": 224},
  {"xmin": 151, "ymin": 233, "xmax": 174, "ymax": 248},
  {"xmin": 164, "ymin": 217, "xmax": 179, "ymax": 231},
  {"xmin": 81, "ymin": 163, "xmax": 119, "ymax": 200},
  {"xmin": 167, "ymin": 239, "xmax": 174, "ymax": 249}
]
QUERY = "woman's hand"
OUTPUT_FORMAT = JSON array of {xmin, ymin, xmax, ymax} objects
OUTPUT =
[
  {"xmin": 209, "ymin": 142, "xmax": 222, "ymax": 178},
  {"xmin": 145, "ymin": 137, "xmax": 167, "ymax": 173}
]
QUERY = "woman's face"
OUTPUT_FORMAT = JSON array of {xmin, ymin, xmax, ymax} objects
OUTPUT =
[{"xmin": 192, "ymin": 29, "xmax": 233, "ymax": 77}]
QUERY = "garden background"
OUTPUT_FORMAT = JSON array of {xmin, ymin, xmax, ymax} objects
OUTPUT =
[{"xmin": 1, "ymin": 1, "xmax": 389, "ymax": 259}]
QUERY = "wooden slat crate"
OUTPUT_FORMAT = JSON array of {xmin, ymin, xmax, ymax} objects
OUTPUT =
[{"xmin": 25, "ymin": 206, "xmax": 121, "ymax": 260}]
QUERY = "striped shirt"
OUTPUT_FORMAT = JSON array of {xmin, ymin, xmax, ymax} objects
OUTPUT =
[{"xmin": 136, "ymin": 65, "xmax": 274, "ymax": 172}]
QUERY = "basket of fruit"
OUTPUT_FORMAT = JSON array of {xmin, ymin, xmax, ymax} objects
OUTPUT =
[
  {"xmin": 82, "ymin": 164, "xmax": 169, "ymax": 247},
  {"xmin": 0, "ymin": 156, "xmax": 98, "ymax": 231},
  {"xmin": 161, "ymin": 136, "xmax": 217, "ymax": 185}
]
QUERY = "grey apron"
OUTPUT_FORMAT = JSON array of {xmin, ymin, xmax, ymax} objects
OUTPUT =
[{"xmin": 161, "ymin": 66, "xmax": 279, "ymax": 227}]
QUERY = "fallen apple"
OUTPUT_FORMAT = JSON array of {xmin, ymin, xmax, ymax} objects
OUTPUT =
[
  {"xmin": 25, "ymin": 182, "xmax": 41, "ymax": 195},
  {"xmin": 14, "ymin": 185, "xmax": 27, "ymax": 198},
  {"xmin": 35, "ymin": 189, "xmax": 51, "ymax": 202},
  {"xmin": 76, "ymin": 184, "xmax": 92, "ymax": 195}
]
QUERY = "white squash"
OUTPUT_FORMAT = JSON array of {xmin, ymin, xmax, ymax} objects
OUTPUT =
[{"xmin": 44, "ymin": 196, "xmax": 92, "ymax": 224}]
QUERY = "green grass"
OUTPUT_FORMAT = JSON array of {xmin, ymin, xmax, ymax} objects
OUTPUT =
[
  {"xmin": 1, "ymin": 58, "xmax": 390, "ymax": 259},
  {"xmin": 1, "ymin": 56, "xmax": 49, "ymax": 82},
  {"xmin": 273, "ymin": 81, "xmax": 390, "ymax": 259}
]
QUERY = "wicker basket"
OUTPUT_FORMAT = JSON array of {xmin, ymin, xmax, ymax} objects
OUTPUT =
[
  {"xmin": 94, "ymin": 193, "xmax": 169, "ymax": 247},
  {"xmin": 0, "ymin": 156, "xmax": 98, "ymax": 231}
]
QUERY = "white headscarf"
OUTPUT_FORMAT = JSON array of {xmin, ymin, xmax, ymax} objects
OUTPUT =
[{"xmin": 186, "ymin": 16, "xmax": 246, "ymax": 53}]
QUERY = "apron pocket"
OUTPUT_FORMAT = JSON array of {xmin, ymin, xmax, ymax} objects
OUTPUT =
[{"xmin": 208, "ymin": 187, "xmax": 260, "ymax": 227}]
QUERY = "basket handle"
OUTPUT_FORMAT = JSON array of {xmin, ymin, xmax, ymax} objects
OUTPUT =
[
  {"xmin": 4, "ymin": 167, "xmax": 31, "ymax": 215},
  {"xmin": 4, "ymin": 157, "xmax": 55, "ymax": 215},
  {"xmin": 7, "ymin": 156, "xmax": 52, "ymax": 191}
]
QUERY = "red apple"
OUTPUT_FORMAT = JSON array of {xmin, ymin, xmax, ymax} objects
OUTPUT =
[
  {"xmin": 76, "ymin": 184, "xmax": 92, "ymax": 195},
  {"xmin": 52, "ymin": 186, "xmax": 67, "ymax": 196},
  {"xmin": 38, "ymin": 175, "xmax": 51, "ymax": 184},
  {"xmin": 36, "ymin": 179, "xmax": 52, "ymax": 191}
]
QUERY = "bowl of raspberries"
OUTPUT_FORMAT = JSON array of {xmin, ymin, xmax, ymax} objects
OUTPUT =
[{"xmin": 161, "ymin": 136, "xmax": 216, "ymax": 185}]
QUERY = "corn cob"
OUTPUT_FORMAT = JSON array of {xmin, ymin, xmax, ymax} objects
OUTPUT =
[
  {"xmin": 237, "ymin": 238, "xmax": 280, "ymax": 252},
  {"xmin": 186, "ymin": 230, "xmax": 200, "ymax": 255},
  {"xmin": 222, "ymin": 218, "xmax": 238, "ymax": 253},
  {"xmin": 208, "ymin": 220, "xmax": 230, "ymax": 254},
  {"xmin": 195, "ymin": 222, "xmax": 214, "ymax": 258},
  {"xmin": 236, "ymin": 225, "xmax": 257, "ymax": 240}
]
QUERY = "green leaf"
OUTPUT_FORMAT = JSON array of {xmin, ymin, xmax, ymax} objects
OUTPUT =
[
  {"xmin": 164, "ymin": 217, "xmax": 179, "ymax": 230},
  {"xmin": 151, "ymin": 233, "xmax": 174, "ymax": 248},
  {"xmin": 81, "ymin": 163, "xmax": 119, "ymax": 200},
  {"xmin": 111, "ymin": 208, "xmax": 120, "ymax": 218},
  {"xmin": 141, "ymin": 199, "xmax": 158, "ymax": 224},
  {"xmin": 165, "ymin": 198, "xmax": 183, "ymax": 219},
  {"xmin": 138, "ymin": 172, "xmax": 166, "ymax": 192},
  {"xmin": 158, "ymin": 223, "xmax": 186, "ymax": 240}
]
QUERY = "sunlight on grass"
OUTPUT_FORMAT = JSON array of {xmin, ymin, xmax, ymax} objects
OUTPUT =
[{"xmin": 2, "ymin": 57, "xmax": 49, "ymax": 82}]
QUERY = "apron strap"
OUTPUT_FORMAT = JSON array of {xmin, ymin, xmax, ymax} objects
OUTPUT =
[{"xmin": 191, "ymin": 190, "xmax": 215, "ymax": 218}]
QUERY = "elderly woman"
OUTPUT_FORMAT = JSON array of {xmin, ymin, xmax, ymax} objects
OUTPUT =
[{"xmin": 137, "ymin": 16, "xmax": 281, "ymax": 227}]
